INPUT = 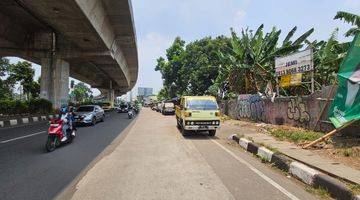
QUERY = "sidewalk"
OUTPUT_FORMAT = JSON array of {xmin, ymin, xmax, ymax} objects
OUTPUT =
[
  {"xmin": 219, "ymin": 120, "xmax": 360, "ymax": 185},
  {"xmin": 69, "ymin": 109, "xmax": 234, "ymax": 200}
]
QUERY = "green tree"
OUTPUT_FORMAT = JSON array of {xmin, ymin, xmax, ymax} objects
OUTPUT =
[
  {"xmin": 0, "ymin": 58, "xmax": 11, "ymax": 100},
  {"xmin": 155, "ymin": 37, "xmax": 186, "ymax": 98},
  {"xmin": 334, "ymin": 11, "xmax": 360, "ymax": 37},
  {"xmin": 6, "ymin": 61, "xmax": 39, "ymax": 99},
  {"xmin": 71, "ymin": 82, "xmax": 93, "ymax": 103},
  {"xmin": 183, "ymin": 36, "xmax": 231, "ymax": 96}
]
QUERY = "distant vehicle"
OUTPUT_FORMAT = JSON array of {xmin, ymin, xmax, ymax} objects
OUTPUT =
[
  {"xmin": 100, "ymin": 102, "xmax": 112, "ymax": 112},
  {"xmin": 175, "ymin": 96, "xmax": 220, "ymax": 137},
  {"xmin": 161, "ymin": 101, "xmax": 175, "ymax": 115},
  {"xmin": 74, "ymin": 105, "xmax": 105, "ymax": 126},
  {"xmin": 117, "ymin": 104, "xmax": 129, "ymax": 113}
]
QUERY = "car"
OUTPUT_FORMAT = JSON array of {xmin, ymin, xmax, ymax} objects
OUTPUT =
[
  {"xmin": 175, "ymin": 96, "xmax": 220, "ymax": 137},
  {"xmin": 161, "ymin": 101, "xmax": 175, "ymax": 115},
  {"xmin": 74, "ymin": 105, "xmax": 105, "ymax": 126}
]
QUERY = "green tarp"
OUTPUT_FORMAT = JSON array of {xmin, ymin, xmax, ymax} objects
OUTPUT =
[{"xmin": 328, "ymin": 34, "xmax": 360, "ymax": 128}]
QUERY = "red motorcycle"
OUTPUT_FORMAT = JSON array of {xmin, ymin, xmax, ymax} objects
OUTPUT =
[{"xmin": 45, "ymin": 118, "xmax": 76, "ymax": 152}]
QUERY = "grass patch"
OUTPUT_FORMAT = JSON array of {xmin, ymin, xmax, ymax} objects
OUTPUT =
[
  {"xmin": 342, "ymin": 148, "xmax": 353, "ymax": 157},
  {"xmin": 236, "ymin": 133, "xmax": 244, "ymax": 138},
  {"xmin": 347, "ymin": 183, "xmax": 360, "ymax": 195},
  {"xmin": 258, "ymin": 142, "xmax": 279, "ymax": 153},
  {"xmin": 268, "ymin": 129, "xmax": 324, "ymax": 144}
]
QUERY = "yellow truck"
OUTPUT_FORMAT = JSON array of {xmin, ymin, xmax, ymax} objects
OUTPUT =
[{"xmin": 175, "ymin": 96, "xmax": 220, "ymax": 137}]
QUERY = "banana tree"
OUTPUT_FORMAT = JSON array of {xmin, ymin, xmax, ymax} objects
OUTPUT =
[
  {"xmin": 218, "ymin": 24, "xmax": 314, "ymax": 95},
  {"xmin": 334, "ymin": 11, "xmax": 360, "ymax": 37}
]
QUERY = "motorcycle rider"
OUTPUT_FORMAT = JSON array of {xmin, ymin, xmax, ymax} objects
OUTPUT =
[{"xmin": 59, "ymin": 106, "xmax": 72, "ymax": 142}]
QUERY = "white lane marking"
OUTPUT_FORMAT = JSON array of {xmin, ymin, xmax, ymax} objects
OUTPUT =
[
  {"xmin": 211, "ymin": 139, "xmax": 301, "ymax": 200},
  {"xmin": 0, "ymin": 131, "xmax": 46, "ymax": 144}
]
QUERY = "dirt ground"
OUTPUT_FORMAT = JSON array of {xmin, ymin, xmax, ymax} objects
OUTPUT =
[{"xmin": 217, "ymin": 118, "xmax": 360, "ymax": 171}]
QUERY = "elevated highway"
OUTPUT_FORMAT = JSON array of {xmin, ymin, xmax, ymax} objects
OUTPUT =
[{"xmin": 0, "ymin": 0, "xmax": 138, "ymax": 107}]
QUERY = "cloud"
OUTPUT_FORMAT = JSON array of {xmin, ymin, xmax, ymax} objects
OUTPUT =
[
  {"xmin": 345, "ymin": 0, "xmax": 360, "ymax": 7},
  {"xmin": 234, "ymin": 10, "xmax": 246, "ymax": 23}
]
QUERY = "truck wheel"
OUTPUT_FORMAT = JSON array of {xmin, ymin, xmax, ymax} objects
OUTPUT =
[
  {"xmin": 209, "ymin": 130, "xmax": 216, "ymax": 137},
  {"xmin": 181, "ymin": 127, "xmax": 189, "ymax": 137},
  {"xmin": 176, "ymin": 118, "xmax": 181, "ymax": 129}
]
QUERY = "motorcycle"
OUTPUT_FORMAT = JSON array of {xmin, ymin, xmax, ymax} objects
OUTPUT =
[
  {"xmin": 45, "ymin": 118, "xmax": 76, "ymax": 152},
  {"xmin": 128, "ymin": 109, "xmax": 134, "ymax": 119}
]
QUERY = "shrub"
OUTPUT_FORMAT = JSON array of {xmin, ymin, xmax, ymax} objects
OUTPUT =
[{"xmin": 0, "ymin": 98, "xmax": 52, "ymax": 115}]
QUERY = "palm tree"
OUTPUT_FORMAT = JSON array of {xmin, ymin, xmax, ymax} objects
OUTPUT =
[{"xmin": 334, "ymin": 11, "xmax": 360, "ymax": 37}]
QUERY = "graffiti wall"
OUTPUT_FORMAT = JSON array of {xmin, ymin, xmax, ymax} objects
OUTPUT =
[
  {"xmin": 235, "ymin": 94, "xmax": 266, "ymax": 122},
  {"xmin": 220, "ymin": 86, "xmax": 349, "ymax": 131}
]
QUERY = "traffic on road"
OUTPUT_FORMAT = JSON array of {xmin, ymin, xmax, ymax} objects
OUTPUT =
[{"xmin": 0, "ymin": 110, "xmax": 136, "ymax": 200}]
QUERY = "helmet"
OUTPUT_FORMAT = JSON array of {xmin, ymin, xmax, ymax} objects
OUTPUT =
[{"xmin": 60, "ymin": 106, "xmax": 68, "ymax": 114}]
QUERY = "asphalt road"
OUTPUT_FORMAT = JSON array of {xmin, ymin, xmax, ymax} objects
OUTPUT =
[
  {"xmin": 0, "ymin": 112, "xmax": 134, "ymax": 200},
  {"xmin": 68, "ymin": 108, "xmax": 319, "ymax": 200}
]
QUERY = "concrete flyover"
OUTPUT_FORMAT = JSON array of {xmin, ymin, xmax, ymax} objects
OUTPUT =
[{"xmin": 0, "ymin": 0, "xmax": 138, "ymax": 108}]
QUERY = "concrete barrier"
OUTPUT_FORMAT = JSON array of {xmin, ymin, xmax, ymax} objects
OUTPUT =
[
  {"xmin": 270, "ymin": 153, "xmax": 291, "ymax": 171},
  {"xmin": 289, "ymin": 162, "xmax": 319, "ymax": 185},
  {"xmin": 22, "ymin": 118, "xmax": 29, "ymax": 124},
  {"xmin": 0, "ymin": 115, "xmax": 51, "ymax": 129},
  {"xmin": 32, "ymin": 117, "xmax": 39, "ymax": 122},
  {"xmin": 239, "ymin": 138, "xmax": 251, "ymax": 150},
  {"xmin": 313, "ymin": 174, "xmax": 353, "ymax": 200},
  {"xmin": 257, "ymin": 147, "xmax": 274, "ymax": 162},
  {"xmin": 247, "ymin": 142, "xmax": 259, "ymax": 154},
  {"xmin": 9, "ymin": 119, "xmax": 18, "ymax": 126},
  {"xmin": 228, "ymin": 135, "xmax": 360, "ymax": 200}
]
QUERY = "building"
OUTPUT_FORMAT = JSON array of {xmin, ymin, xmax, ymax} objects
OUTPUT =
[{"xmin": 138, "ymin": 87, "xmax": 153, "ymax": 97}]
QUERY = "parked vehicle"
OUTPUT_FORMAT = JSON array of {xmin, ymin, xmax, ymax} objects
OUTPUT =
[
  {"xmin": 175, "ymin": 96, "xmax": 220, "ymax": 137},
  {"xmin": 74, "ymin": 105, "xmax": 105, "ymax": 126},
  {"xmin": 45, "ymin": 118, "xmax": 76, "ymax": 152},
  {"xmin": 161, "ymin": 101, "xmax": 175, "ymax": 115}
]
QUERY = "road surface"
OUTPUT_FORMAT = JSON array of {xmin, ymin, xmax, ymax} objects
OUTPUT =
[
  {"xmin": 67, "ymin": 108, "xmax": 320, "ymax": 200},
  {"xmin": 0, "ymin": 112, "xmax": 134, "ymax": 200}
]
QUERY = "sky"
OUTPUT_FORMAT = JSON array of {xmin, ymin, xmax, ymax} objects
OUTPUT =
[{"xmin": 8, "ymin": 0, "xmax": 360, "ymax": 97}]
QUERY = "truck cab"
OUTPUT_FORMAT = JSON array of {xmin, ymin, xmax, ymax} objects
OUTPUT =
[{"xmin": 175, "ymin": 96, "xmax": 220, "ymax": 137}]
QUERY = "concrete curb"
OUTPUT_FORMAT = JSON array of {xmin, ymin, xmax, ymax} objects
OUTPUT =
[
  {"xmin": 257, "ymin": 147, "xmax": 274, "ymax": 162},
  {"xmin": 0, "ymin": 114, "xmax": 55, "ymax": 129},
  {"xmin": 289, "ymin": 161, "xmax": 319, "ymax": 185},
  {"xmin": 228, "ymin": 135, "xmax": 359, "ymax": 200},
  {"xmin": 314, "ymin": 174, "xmax": 354, "ymax": 200}
]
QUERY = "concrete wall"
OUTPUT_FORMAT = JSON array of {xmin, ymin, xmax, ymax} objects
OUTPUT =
[{"xmin": 220, "ymin": 86, "xmax": 358, "ymax": 132}]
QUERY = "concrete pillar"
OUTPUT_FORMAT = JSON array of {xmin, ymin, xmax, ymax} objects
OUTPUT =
[
  {"xmin": 108, "ymin": 89, "xmax": 115, "ymax": 107},
  {"xmin": 108, "ymin": 81, "xmax": 115, "ymax": 107},
  {"xmin": 40, "ymin": 58, "xmax": 69, "ymax": 108}
]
